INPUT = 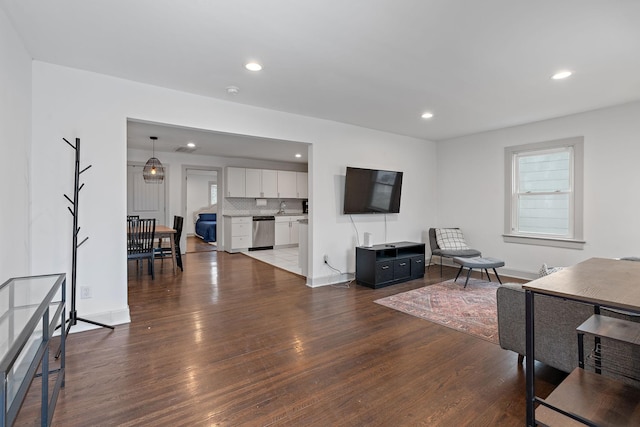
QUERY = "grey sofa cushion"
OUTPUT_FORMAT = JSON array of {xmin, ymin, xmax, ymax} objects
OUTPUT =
[{"xmin": 497, "ymin": 283, "xmax": 593, "ymax": 373}]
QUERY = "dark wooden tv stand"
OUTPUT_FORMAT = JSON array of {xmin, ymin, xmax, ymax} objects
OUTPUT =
[{"xmin": 355, "ymin": 241, "xmax": 425, "ymax": 288}]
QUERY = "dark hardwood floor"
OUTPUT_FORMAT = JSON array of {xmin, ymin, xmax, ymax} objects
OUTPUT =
[
  {"xmin": 186, "ymin": 235, "xmax": 217, "ymax": 253},
  {"xmin": 17, "ymin": 252, "xmax": 564, "ymax": 426}
]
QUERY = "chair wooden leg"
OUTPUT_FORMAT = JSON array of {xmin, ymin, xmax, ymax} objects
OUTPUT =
[
  {"xmin": 175, "ymin": 245, "xmax": 183, "ymax": 271},
  {"xmin": 148, "ymin": 256, "xmax": 155, "ymax": 280},
  {"xmin": 517, "ymin": 354, "xmax": 524, "ymax": 364}
]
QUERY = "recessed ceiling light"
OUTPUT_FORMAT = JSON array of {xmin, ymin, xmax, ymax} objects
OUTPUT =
[
  {"xmin": 187, "ymin": 142, "xmax": 196, "ymax": 148},
  {"xmin": 245, "ymin": 62, "xmax": 262, "ymax": 71},
  {"xmin": 295, "ymin": 153, "xmax": 302, "ymax": 158},
  {"xmin": 552, "ymin": 70, "xmax": 572, "ymax": 80},
  {"xmin": 421, "ymin": 112, "xmax": 434, "ymax": 119}
]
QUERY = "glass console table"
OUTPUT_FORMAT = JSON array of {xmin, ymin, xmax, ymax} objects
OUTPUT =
[{"xmin": 0, "ymin": 274, "xmax": 66, "ymax": 426}]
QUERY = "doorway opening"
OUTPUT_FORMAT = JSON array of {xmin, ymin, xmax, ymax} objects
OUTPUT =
[{"xmin": 185, "ymin": 167, "xmax": 220, "ymax": 253}]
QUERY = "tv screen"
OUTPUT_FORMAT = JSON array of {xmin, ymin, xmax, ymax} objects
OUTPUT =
[{"xmin": 343, "ymin": 167, "xmax": 403, "ymax": 214}]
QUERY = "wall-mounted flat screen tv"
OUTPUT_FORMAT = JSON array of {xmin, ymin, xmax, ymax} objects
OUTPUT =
[{"xmin": 343, "ymin": 167, "xmax": 403, "ymax": 214}]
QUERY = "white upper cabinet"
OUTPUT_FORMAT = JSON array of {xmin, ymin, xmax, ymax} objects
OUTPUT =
[
  {"xmin": 227, "ymin": 167, "xmax": 307, "ymax": 199},
  {"xmin": 246, "ymin": 168, "xmax": 278, "ymax": 198},
  {"xmin": 296, "ymin": 172, "xmax": 308, "ymax": 199},
  {"xmin": 226, "ymin": 167, "xmax": 246, "ymax": 197},
  {"xmin": 245, "ymin": 168, "xmax": 261, "ymax": 198},
  {"xmin": 277, "ymin": 171, "xmax": 297, "ymax": 198},
  {"xmin": 261, "ymin": 170, "xmax": 278, "ymax": 198}
]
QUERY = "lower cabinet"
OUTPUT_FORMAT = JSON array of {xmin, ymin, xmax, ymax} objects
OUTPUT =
[
  {"xmin": 274, "ymin": 216, "xmax": 302, "ymax": 247},
  {"xmin": 223, "ymin": 216, "xmax": 252, "ymax": 252},
  {"xmin": 356, "ymin": 242, "xmax": 425, "ymax": 288}
]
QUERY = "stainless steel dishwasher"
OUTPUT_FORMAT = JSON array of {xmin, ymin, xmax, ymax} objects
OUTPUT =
[{"xmin": 251, "ymin": 216, "xmax": 275, "ymax": 250}]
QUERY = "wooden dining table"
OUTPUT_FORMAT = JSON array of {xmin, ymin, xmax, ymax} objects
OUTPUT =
[{"xmin": 155, "ymin": 225, "xmax": 177, "ymax": 273}]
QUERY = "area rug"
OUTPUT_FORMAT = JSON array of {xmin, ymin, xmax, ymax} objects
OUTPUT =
[{"xmin": 374, "ymin": 278, "xmax": 499, "ymax": 344}]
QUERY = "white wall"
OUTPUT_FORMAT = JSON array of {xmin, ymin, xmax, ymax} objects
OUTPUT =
[
  {"xmin": 0, "ymin": 8, "xmax": 32, "ymax": 278},
  {"xmin": 437, "ymin": 101, "xmax": 640, "ymax": 278},
  {"xmin": 31, "ymin": 61, "xmax": 437, "ymax": 326}
]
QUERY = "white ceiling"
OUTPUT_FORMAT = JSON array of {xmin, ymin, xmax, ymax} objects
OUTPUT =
[
  {"xmin": 128, "ymin": 120, "xmax": 309, "ymax": 163},
  {"xmin": 3, "ymin": 0, "xmax": 640, "ymax": 152}
]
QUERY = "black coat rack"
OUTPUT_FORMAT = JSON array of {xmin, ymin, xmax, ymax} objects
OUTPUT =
[{"xmin": 62, "ymin": 137, "xmax": 114, "ymax": 334}]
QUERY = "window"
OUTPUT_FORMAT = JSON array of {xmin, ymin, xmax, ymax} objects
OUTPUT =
[
  {"xmin": 209, "ymin": 182, "xmax": 217, "ymax": 205},
  {"xmin": 504, "ymin": 137, "xmax": 584, "ymax": 249}
]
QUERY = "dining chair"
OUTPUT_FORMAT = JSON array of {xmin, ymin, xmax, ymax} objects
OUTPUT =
[
  {"xmin": 127, "ymin": 218, "xmax": 156, "ymax": 279},
  {"xmin": 155, "ymin": 215, "xmax": 184, "ymax": 271}
]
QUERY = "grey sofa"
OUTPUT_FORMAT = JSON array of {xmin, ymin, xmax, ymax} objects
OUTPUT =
[{"xmin": 497, "ymin": 282, "xmax": 640, "ymax": 381}]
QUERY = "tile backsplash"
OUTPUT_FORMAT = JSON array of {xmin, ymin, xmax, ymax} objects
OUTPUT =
[{"xmin": 223, "ymin": 198, "xmax": 304, "ymax": 216}]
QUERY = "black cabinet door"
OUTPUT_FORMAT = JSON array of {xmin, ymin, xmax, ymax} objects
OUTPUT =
[
  {"xmin": 410, "ymin": 255, "xmax": 426, "ymax": 279},
  {"xmin": 376, "ymin": 260, "xmax": 394, "ymax": 283},
  {"xmin": 394, "ymin": 258, "xmax": 411, "ymax": 279}
]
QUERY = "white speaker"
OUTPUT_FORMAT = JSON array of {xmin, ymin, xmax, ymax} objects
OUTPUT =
[{"xmin": 363, "ymin": 232, "xmax": 373, "ymax": 247}]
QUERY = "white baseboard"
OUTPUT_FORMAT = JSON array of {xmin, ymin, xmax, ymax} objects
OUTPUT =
[
  {"xmin": 65, "ymin": 307, "xmax": 131, "ymax": 334},
  {"xmin": 306, "ymin": 272, "xmax": 355, "ymax": 287}
]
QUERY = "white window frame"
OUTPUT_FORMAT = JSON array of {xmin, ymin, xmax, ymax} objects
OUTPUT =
[
  {"xmin": 209, "ymin": 181, "xmax": 218, "ymax": 206},
  {"xmin": 503, "ymin": 136, "xmax": 585, "ymax": 249}
]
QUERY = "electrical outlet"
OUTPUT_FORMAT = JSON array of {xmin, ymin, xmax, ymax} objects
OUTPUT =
[
  {"xmin": 324, "ymin": 254, "xmax": 329, "ymax": 263},
  {"xmin": 80, "ymin": 286, "xmax": 92, "ymax": 299}
]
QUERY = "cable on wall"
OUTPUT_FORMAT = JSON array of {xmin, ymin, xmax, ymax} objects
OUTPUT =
[
  {"xmin": 384, "ymin": 214, "xmax": 388, "ymax": 242},
  {"xmin": 350, "ymin": 214, "xmax": 361, "ymax": 247},
  {"xmin": 325, "ymin": 258, "xmax": 352, "ymax": 288}
]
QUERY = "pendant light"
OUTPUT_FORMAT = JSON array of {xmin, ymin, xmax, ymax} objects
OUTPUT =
[{"xmin": 143, "ymin": 136, "xmax": 165, "ymax": 183}]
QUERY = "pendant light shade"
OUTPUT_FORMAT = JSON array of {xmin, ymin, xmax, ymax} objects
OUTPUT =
[{"xmin": 143, "ymin": 136, "xmax": 165, "ymax": 183}]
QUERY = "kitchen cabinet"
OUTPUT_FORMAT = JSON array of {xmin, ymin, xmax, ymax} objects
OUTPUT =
[
  {"xmin": 223, "ymin": 216, "xmax": 252, "ymax": 252},
  {"xmin": 246, "ymin": 169, "xmax": 278, "ymax": 198},
  {"xmin": 226, "ymin": 167, "xmax": 246, "ymax": 197},
  {"xmin": 277, "ymin": 171, "xmax": 297, "ymax": 198},
  {"xmin": 275, "ymin": 215, "xmax": 303, "ymax": 246},
  {"xmin": 228, "ymin": 167, "xmax": 306, "ymax": 199},
  {"xmin": 296, "ymin": 172, "xmax": 308, "ymax": 198}
]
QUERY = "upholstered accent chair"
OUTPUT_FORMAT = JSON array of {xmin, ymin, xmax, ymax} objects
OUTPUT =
[{"xmin": 428, "ymin": 228, "xmax": 481, "ymax": 276}]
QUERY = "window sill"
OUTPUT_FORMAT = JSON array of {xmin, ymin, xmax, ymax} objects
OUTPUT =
[{"xmin": 502, "ymin": 234, "xmax": 585, "ymax": 250}]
